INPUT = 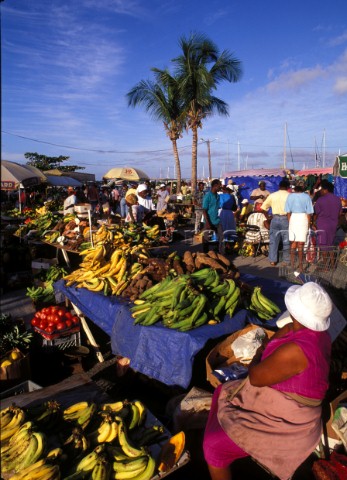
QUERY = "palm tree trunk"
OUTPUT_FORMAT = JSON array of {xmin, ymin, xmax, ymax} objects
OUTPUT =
[
  {"xmin": 171, "ymin": 139, "xmax": 182, "ymax": 194},
  {"xmin": 191, "ymin": 125, "xmax": 198, "ymax": 198}
]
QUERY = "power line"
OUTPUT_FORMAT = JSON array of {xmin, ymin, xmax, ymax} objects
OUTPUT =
[{"xmin": 1, "ymin": 130, "xmax": 191, "ymax": 154}]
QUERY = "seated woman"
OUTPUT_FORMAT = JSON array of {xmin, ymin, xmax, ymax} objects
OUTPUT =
[{"xmin": 203, "ymin": 282, "xmax": 332, "ymax": 480}]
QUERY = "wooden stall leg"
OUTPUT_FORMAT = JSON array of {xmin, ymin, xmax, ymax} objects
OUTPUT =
[
  {"xmin": 70, "ymin": 302, "xmax": 104, "ymax": 363},
  {"xmin": 61, "ymin": 248, "xmax": 71, "ymax": 269}
]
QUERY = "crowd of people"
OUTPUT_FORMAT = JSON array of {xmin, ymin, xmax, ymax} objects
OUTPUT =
[{"xmin": 197, "ymin": 177, "xmax": 344, "ymax": 271}]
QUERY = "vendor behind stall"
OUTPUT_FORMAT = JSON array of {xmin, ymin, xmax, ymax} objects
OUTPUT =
[
  {"xmin": 63, "ymin": 187, "xmax": 77, "ymax": 215},
  {"xmin": 124, "ymin": 193, "xmax": 140, "ymax": 223},
  {"xmin": 203, "ymin": 281, "xmax": 333, "ymax": 480},
  {"xmin": 137, "ymin": 184, "xmax": 165, "ymax": 229}
]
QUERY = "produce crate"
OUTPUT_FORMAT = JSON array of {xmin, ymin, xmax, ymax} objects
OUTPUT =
[
  {"xmin": 0, "ymin": 380, "xmax": 42, "ymax": 400},
  {"xmin": 206, "ymin": 325, "xmax": 274, "ymax": 388},
  {"xmin": 42, "ymin": 331, "xmax": 81, "ymax": 351},
  {"xmin": 33, "ymin": 324, "xmax": 80, "ymax": 341},
  {"xmin": 31, "ymin": 257, "xmax": 58, "ymax": 275}
]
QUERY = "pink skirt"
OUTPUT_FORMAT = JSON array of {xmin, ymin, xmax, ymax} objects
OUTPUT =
[{"xmin": 203, "ymin": 384, "xmax": 249, "ymax": 468}]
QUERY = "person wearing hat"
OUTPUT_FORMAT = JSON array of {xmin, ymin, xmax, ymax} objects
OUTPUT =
[
  {"xmin": 124, "ymin": 193, "xmax": 140, "ymax": 223},
  {"xmin": 250, "ymin": 181, "xmax": 270, "ymax": 212},
  {"xmin": 156, "ymin": 183, "xmax": 168, "ymax": 213},
  {"xmin": 238, "ymin": 198, "xmax": 253, "ymax": 223},
  {"xmin": 203, "ymin": 282, "xmax": 332, "ymax": 480},
  {"xmin": 63, "ymin": 186, "xmax": 77, "ymax": 215},
  {"xmin": 284, "ymin": 180, "xmax": 314, "ymax": 271}
]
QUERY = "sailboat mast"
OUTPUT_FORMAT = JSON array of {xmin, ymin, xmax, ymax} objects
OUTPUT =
[{"xmin": 283, "ymin": 123, "xmax": 287, "ymax": 170}]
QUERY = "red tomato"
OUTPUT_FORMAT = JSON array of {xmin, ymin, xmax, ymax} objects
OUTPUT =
[
  {"xmin": 35, "ymin": 311, "xmax": 41, "ymax": 318},
  {"xmin": 31, "ymin": 317, "xmax": 40, "ymax": 327},
  {"xmin": 39, "ymin": 321, "xmax": 47, "ymax": 330},
  {"xmin": 56, "ymin": 322, "xmax": 66, "ymax": 330},
  {"xmin": 50, "ymin": 306, "xmax": 59, "ymax": 314},
  {"xmin": 65, "ymin": 312, "xmax": 72, "ymax": 320},
  {"xmin": 71, "ymin": 316, "xmax": 79, "ymax": 325},
  {"xmin": 51, "ymin": 314, "xmax": 60, "ymax": 324},
  {"xmin": 65, "ymin": 320, "xmax": 72, "ymax": 328},
  {"xmin": 42, "ymin": 308, "xmax": 49, "ymax": 315},
  {"xmin": 57, "ymin": 308, "xmax": 66, "ymax": 317},
  {"xmin": 40, "ymin": 313, "xmax": 47, "ymax": 321},
  {"xmin": 47, "ymin": 320, "xmax": 55, "ymax": 327},
  {"xmin": 45, "ymin": 326, "xmax": 55, "ymax": 334}
]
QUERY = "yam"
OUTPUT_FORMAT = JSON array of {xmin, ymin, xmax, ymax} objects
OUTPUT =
[
  {"xmin": 196, "ymin": 253, "xmax": 227, "ymax": 272},
  {"xmin": 216, "ymin": 253, "xmax": 231, "ymax": 267},
  {"xmin": 173, "ymin": 259, "xmax": 184, "ymax": 276},
  {"xmin": 183, "ymin": 250, "xmax": 195, "ymax": 269},
  {"xmin": 207, "ymin": 251, "xmax": 219, "ymax": 260}
]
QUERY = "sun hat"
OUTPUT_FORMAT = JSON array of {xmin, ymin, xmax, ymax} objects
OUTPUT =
[
  {"xmin": 137, "ymin": 184, "xmax": 148, "ymax": 193},
  {"xmin": 125, "ymin": 193, "xmax": 138, "ymax": 205},
  {"xmin": 241, "ymin": 199, "xmax": 249, "ymax": 204},
  {"xmin": 284, "ymin": 282, "xmax": 332, "ymax": 331},
  {"xmin": 159, "ymin": 183, "xmax": 166, "ymax": 188}
]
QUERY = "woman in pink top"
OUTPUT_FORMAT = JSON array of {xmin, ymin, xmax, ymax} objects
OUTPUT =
[{"xmin": 203, "ymin": 282, "xmax": 332, "ymax": 480}]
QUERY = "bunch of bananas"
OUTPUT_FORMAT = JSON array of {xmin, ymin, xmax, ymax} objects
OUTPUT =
[
  {"xmin": 26, "ymin": 283, "xmax": 55, "ymax": 304},
  {"xmin": 238, "ymin": 242, "xmax": 255, "ymax": 257},
  {"xmin": 248, "ymin": 286, "xmax": 281, "ymax": 320},
  {"xmin": 1, "ymin": 421, "xmax": 46, "ymax": 474},
  {"xmin": 63, "ymin": 245, "xmax": 149, "ymax": 296},
  {"xmin": 63, "ymin": 401, "xmax": 97, "ymax": 431},
  {"xmin": 130, "ymin": 268, "xmax": 242, "ymax": 331},
  {"xmin": 1, "ymin": 405, "xmax": 27, "ymax": 444},
  {"xmin": 27, "ymin": 400, "xmax": 62, "ymax": 431},
  {"xmin": 43, "ymin": 231, "xmax": 60, "ymax": 244}
]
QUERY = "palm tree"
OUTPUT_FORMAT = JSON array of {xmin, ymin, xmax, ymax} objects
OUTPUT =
[
  {"xmin": 127, "ymin": 71, "xmax": 185, "ymax": 193},
  {"xmin": 173, "ymin": 32, "xmax": 243, "ymax": 195}
]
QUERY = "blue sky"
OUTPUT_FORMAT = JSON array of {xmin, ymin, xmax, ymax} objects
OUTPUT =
[{"xmin": 2, "ymin": 0, "xmax": 347, "ymax": 180}]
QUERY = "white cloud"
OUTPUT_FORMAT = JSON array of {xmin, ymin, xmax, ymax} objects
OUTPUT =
[
  {"xmin": 333, "ymin": 77, "xmax": 347, "ymax": 94},
  {"xmin": 266, "ymin": 66, "xmax": 325, "ymax": 93}
]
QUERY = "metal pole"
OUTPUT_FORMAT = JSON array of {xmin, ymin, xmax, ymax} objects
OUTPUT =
[
  {"xmin": 207, "ymin": 140, "xmax": 212, "ymax": 179},
  {"xmin": 70, "ymin": 302, "xmax": 104, "ymax": 363}
]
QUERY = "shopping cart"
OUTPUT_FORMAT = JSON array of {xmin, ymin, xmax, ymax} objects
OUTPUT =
[{"xmin": 279, "ymin": 245, "xmax": 341, "ymax": 286}]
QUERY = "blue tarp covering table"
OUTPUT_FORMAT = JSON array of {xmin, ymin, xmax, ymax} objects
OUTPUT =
[{"xmin": 54, "ymin": 276, "xmax": 292, "ymax": 389}]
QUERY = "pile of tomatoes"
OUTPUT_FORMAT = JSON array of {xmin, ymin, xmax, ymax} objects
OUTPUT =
[{"xmin": 31, "ymin": 305, "xmax": 79, "ymax": 335}]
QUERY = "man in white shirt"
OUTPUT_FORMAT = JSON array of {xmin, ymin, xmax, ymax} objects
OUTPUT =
[
  {"xmin": 63, "ymin": 187, "xmax": 77, "ymax": 215},
  {"xmin": 136, "ymin": 184, "xmax": 156, "ymax": 223}
]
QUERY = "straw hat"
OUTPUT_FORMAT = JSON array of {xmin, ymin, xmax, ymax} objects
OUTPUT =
[
  {"xmin": 241, "ymin": 199, "xmax": 249, "ymax": 204},
  {"xmin": 284, "ymin": 282, "xmax": 332, "ymax": 331},
  {"xmin": 125, "ymin": 193, "xmax": 138, "ymax": 205}
]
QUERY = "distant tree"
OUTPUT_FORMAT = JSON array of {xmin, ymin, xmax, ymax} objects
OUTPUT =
[
  {"xmin": 127, "ymin": 70, "xmax": 185, "ymax": 193},
  {"xmin": 173, "ymin": 32, "xmax": 243, "ymax": 194},
  {"xmin": 24, "ymin": 152, "xmax": 84, "ymax": 172}
]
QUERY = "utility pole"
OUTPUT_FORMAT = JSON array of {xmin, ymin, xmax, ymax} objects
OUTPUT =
[{"xmin": 206, "ymin": 140, "xmax": 212, "ymax": 179}]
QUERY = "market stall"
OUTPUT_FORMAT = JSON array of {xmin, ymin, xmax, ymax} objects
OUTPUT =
[{"xmin": 54, "ymin": 274, "xmax": 289, "ymax": 389}]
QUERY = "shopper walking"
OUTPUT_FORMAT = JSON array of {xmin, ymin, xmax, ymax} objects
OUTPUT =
[
  {"xmin": 261, "ymin": 180, "xmax": 290, "ymax": 266},
  {"xmin": 284, "ymin": 180, "xmax": 313, "ymax": 271},
  {"xmin": 202, "ymin": 179, "xmax": 223, "ymax": 253}
]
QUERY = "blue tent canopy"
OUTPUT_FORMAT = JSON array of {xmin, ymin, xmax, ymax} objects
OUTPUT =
[
  {"xmin": 334, "ymin": 176, "xmax": 347, "ymax": 198},
  {"xmin": 224, "ymin": 175, "xmax": 284, "ymax": 202}
]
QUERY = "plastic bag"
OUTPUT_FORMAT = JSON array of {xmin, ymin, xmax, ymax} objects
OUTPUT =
[
  {"xmin": 212, "ymin": 364, "xmax": 249, "ymax": 383},
  {"xmin": 231, "ymin": 327, "xmax": 266, "ymax": 364}
]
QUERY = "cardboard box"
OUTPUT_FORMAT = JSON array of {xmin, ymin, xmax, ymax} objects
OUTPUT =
[
  {"xmin": 0, "ymin": 348, "xmax": 31, "ymax": 387},
  {"xmin": 31, "ymin": 257, "xmax": 58, "ymax": 274},
  {"xmin": 325, "ymin": 390, "xmax": 347, "ymax": 441},
  {"xmin": 74, "ymin": 203, "xmax": 91, "ymax": 214},
  {"xmin": 0, "ymin": 380, "xmax": 42, "ymax": 400},
  {"xmin": 206, "ymin": 324, "xmax": 274, "ymax": 388}
]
